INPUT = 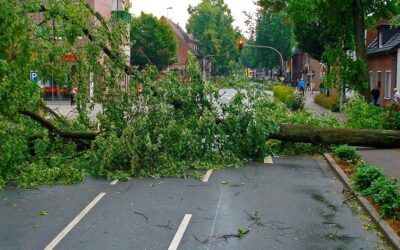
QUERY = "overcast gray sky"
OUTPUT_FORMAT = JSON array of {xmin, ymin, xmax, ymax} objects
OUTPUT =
[{"xmin": 129, "ymin": 0, "xmax": 258, "ymax": 35}]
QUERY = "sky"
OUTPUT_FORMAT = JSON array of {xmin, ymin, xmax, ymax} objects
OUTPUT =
[{"xmin": 129, "ymin": 0, "xmax": 258, "ymax": 35}]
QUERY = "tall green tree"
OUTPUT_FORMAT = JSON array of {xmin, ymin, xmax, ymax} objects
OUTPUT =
[
  {"xmin": 130, "ymin": 13, "xmax": 177, "ymax": 70},
  {"xmin": 187, "ymin": 0, "xmax": 240, "ymax": 75},
  {"xmin": 258, "ymin": 0, "xmax": 399, "ymax": 66},
  {"xmin": 254, "ymin": 12, "xmax": 293, "ymax": 69}
]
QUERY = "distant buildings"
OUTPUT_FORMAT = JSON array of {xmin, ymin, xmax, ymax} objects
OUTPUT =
[
  {"xmin": 162, "ymin": 17, "xmax": 210, "ymax": 77},
  {"xmin": 288, "ymin": 48, "xmax": 324, "ymax": 90}
]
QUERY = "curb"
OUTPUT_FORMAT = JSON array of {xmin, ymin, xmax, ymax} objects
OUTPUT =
[{"xmin": 323, "ymin": 153, "xmax": 400, "ymax": 250}]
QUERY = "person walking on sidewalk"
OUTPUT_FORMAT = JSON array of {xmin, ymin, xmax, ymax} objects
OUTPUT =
[
  {"xmin": 393, "ymin": 88, "xmax": 400, "ymax": 111},
  {"xmin": 371, "ymin": 84, "xmax": 380, "ymax": 106},
  {"xmin": 297, "ymin": 78, "xmax": 305, "ymax": 96}
]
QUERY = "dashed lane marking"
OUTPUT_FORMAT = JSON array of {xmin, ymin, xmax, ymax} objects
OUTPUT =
[
  {"xmin": 168, "ymin": 214, "xmax": 192, "ymax": 250},
  {"xmin": 264, "ymin": 156, "xmax": 273, "ymax": 164},
  {"xmin": 43, "ymin": 192, "xmax": 106, "ymax": 250},
  {"xmin": 202, "ymin": 170, "xmax": 213, "ymax": 183}
]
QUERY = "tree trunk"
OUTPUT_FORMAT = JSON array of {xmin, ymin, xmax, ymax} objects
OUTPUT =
[
  {"xmin": 21, "ymin": 110, "xmax": 400, "ymax": 149},
  {"xmin": 353, "ymin": 0, "xmax": 371, "ymax": 101},
  {"xmin": 271, "ymin": 124, "xmax": 400, "ymax": 149}
]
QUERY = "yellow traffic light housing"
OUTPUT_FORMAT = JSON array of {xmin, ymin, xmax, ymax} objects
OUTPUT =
[{"xmin": 238, "ymin": 39, "xmax": 244, "ymax": 50}]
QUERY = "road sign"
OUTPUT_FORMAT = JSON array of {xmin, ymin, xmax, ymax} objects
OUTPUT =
[{"xmin": 30, "ymin": 71, "xmax": 38, "ymax": 82}]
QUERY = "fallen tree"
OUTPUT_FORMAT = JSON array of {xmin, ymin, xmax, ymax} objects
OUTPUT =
[
  {"xmin": 21, "ymin": 109, "xmax": 400, "ymax": 149},
  {"xmin": 272, "ymin": 124, "xmax": 400, "ymax": 149}
]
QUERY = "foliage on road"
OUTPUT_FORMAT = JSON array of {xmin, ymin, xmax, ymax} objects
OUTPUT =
[
  {"xmin": 130, "ymin": 13, "xmax": 178, "ymax": 70},
  {"xmin": 187, "ymin": 0, "xmax": 240, "ymax": 75}
]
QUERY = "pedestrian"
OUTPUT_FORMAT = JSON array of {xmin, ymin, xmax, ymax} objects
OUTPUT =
[
  {"xmin": 371, "ymin": 83, "xmax": 380, "ymax": 106},
  {"xmin": 393, "ymin": 88, "xmax": 400, "ymax": 111},
  {"xmin": 70, "ymin": 86, "xmax": 78, "ymax": 106},
  {"xmin": 297, "ymin": 78, "xmax": 305, "ymax": 96}
]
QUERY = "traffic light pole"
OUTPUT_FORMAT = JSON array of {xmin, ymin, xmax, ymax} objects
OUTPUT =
[{"xmin": 243, "ymin": 44, "xmax": 285, "ymax": 77}]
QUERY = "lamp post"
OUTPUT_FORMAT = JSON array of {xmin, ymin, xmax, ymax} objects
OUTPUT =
[{"xmin": 166, "ymin": 7, "xmax": 173, "ymax": 19}]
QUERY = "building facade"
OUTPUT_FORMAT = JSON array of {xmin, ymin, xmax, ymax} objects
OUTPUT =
[
  {"xmin": 290, "ymin": 49, "xmax": 324, "ymax": 90},
  {"xmin": 162, "ymin": 17, "xmax": 208, "ymax": 76},
  {"xmin": 367, "ymin": 21, "xmax": 400, "ymax": 106}
]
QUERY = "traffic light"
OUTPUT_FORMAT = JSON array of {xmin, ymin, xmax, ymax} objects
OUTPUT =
[{"xmin": 238, "ymin": 39, "xmax": 244, "ymax": 50}]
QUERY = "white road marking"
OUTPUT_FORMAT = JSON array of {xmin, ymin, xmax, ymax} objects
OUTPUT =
[
  {"xmin": 43, "ymin": 192, "xmax": 106, "ymax": 250},
  {"xmin": 202, "ymin": 169, "xmax": 213, "ymax": 183},
  {"xmin": 110, "ymin": 180, "xmax": 118, "ymax": 185},
  {"xmin": 168, "ymin": 214, "xmax": 192, "ymax": 250},
  {"xmin": 207, "ymin": 190, "xmax": 223, "ymax": 250},
  {"xmin": 264, "ymin": 156, "xmax": 273, "ymax": 164}
]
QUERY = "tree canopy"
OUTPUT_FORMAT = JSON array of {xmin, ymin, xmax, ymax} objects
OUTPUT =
[
  {"xmin": 130, "ymin": 13, "xmax": 178, "ymax": 70},
  {"xmin": 186, "ymin": 0, "xmax": 240, "ymax": 75},
  {"xmin": 254, "ymin": 12, "xmax": 293, "ymax": 69}
]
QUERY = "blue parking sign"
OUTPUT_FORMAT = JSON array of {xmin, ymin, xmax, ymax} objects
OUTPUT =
[{"xmin": 30, "ymin": 71, "xmax": 38, "ymax": 82}]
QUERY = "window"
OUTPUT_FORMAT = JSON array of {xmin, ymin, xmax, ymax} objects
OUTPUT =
[
  {"xmin": 385, "ymin": 71, "xmax": 391, "ymax": 99},
  {"xmin": 377, "ymin": 71, "xmax": 382, "ymax": 89},
  {"xmin": 379, "ymin": 32, "xmax": 383, "ymax": 48},
  {"xmin": 369, "ymin": 71, "xmax": 374, "ymax": 90}
]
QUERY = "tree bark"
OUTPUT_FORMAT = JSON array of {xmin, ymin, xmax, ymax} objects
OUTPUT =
[
  {"xmin": 271, "ymin": 124, "xmax": 400, "ymax": 149},
  {"xmin": 19, "ymin": 110, "xmax": 99, "ymax": 140}
]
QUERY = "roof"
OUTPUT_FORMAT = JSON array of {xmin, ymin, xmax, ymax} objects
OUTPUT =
[
  {"xmin": 162, "ymin": 17, "xmax": 201, "ymax": 57},
  {"xmin": 368, "ymin": 30, "xmax": 400, "ymax": 56}
]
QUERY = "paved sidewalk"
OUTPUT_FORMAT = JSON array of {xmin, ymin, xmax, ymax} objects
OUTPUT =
[
  {"xmin": 304, "ymin": 91, "xmax": 347, "ymax": 121},
  {"xmin": 303, "ymin": 92, "xmax": 400, "ymax": 181}
]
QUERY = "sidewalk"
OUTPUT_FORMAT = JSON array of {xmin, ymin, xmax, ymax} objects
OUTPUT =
[
  {"xmin": 304, "ymin": 91, "xmax": 347, "ymax": 121},
  {"xmin": 304, "ymin": 91, "xmax": 400, "ymax": 181}
]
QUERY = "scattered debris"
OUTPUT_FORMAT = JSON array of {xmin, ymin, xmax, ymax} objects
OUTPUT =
[
  {"xmin": 157, "ymin": 220, "xmax": 173, "ymax": 230},
  {"xmin": 134, "ymin": 211, "xmax": 149, "ymax": 222},
  {"xmin": 38, "ymin": 210, "xmax": 48, "ymax": 216},
  {"xmin": 221, "ymin": 180, "xmax": 229, "ymax": 185}
]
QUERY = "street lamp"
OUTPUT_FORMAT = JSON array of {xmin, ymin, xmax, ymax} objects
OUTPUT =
[{"xmin": 166, "ymin": 7, "xmax": 173, "ymax": 19}]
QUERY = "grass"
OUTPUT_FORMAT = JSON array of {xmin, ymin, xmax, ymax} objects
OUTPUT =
[{"xmin": 314, "ymin": 93, "xmax": 340, "ymax": 112}]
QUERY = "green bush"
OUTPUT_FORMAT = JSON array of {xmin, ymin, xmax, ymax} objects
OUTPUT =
[
  {"xmin": 273, "ymin": 85, "xmax": 304, "ymax": 111},
  {"xmin": 332, "ymin": 144, "xmax": 359, "ymax": 162},
  {"xmin": 370, "ymin": 177, "xmax": 400, "ymax": 218},
  {"xmin": 314, "ymin": 93, "xmax": 340, "ymax": 112},
  {"xmin": 343, "ymin": 95, "xmax": 385, "ymax": 129},
  {"xmin": 288, "ymin": 94, "xmax": 305, "ymax": 111},
  {"xmin": 353, "ymin": 162, "xmax": 384, "ymax": 191},
  {"xmin": 273, "ymin": 85, "xmax": 295, "ymax": 104}
]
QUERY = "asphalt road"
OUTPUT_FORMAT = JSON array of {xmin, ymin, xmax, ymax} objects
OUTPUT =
[{"xmin": 0, "ymin": 157, "xmax": 387, "ymax": 250}]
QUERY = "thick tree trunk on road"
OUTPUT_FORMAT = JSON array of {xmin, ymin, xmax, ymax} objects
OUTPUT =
[
  {"xmin": 21, "ymin": 109, "xmax": 400, "ymax": 148},
  {"xmin": 271, "ymin": 124, "xmax": 400, "ymax": 149}
]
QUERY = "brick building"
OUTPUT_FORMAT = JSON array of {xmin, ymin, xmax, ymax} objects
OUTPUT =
[
  {"xmin": 367, "ymin": 21, "xmax": 400, "ymax": 106},
  {"xmin": 289, "ymin": 49, "xmax": 324, "ymax": 90},
  {"xmin": 162, "ymin": 17, "xmax": 208, "ymax": 76}
]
